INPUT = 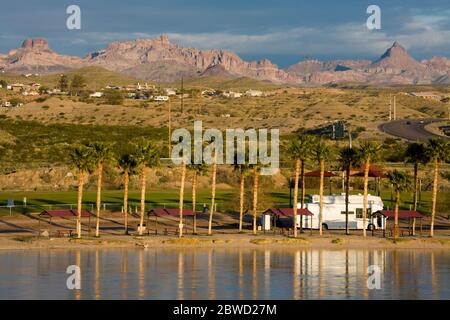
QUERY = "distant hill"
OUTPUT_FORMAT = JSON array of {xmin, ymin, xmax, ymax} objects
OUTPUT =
[{"xmin": 0, "ymin": 66, "xmax": 138, "ymax": 90}]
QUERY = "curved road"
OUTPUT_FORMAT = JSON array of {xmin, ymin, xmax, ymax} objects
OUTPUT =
[{"xmin": 378, "ymin": 118, "xmax": 449, "ymax": 141}]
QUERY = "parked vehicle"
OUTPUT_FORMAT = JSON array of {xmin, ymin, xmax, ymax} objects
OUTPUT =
[{"xmin": 301, "ymin": 194, "xmax": 385, "ymax": 230}]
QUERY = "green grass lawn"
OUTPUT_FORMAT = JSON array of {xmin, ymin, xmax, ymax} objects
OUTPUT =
[{"xmin": 0, "ymin": 188, "xmax": 447, "ymax": 216}]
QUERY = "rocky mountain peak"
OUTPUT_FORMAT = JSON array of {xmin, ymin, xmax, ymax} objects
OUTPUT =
[
  {"xmin": 369, "ymin": 41, "xmax": 424, "ymax": 72},
  {"xmin": 21, "ymin": 38, "xmax": 49, "ymax": 51}
]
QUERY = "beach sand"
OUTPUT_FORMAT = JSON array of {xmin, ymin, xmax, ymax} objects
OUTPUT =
[{"xmin": 0, "ymin": 211, "xmax": 449, "ymax": 250}]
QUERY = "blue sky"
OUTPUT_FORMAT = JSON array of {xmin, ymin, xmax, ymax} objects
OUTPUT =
[{"xmin": 1, "ymin": 0, "xmax": 450, "ymax": 67}]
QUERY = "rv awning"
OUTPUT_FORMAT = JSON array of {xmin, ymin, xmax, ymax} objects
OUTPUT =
[
  {"xmin": 39, "ymin": 210, "xmax": 92, "ymax": 217},
  {"xmin": 148, "ymin": 208, "xmax": 196, "ymax": 217},
  {"xmin": 264, "ymin": 208, "xmax": 313, "ymax": 216},
  {"xmin": 379, "ymin": 210, "xmax": 423, "ymax": 219}
]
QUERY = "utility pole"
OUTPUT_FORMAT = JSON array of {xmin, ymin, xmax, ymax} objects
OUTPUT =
[
  {"xmin": 181, "ymin": 76, "xmax": 184, "ymax": 114},
  {"xmin": 168, "ymin": 102, "xmax": 172, "ymax": 158},
  {"xmin": 389, "ymin": 94, "xmax": 392, "ymax": 121},
  {"xmin": 393, "ymin": 95, "xmax": 397, "ymax": 120}
]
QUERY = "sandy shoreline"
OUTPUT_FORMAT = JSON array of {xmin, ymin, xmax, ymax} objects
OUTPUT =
[{"xmin": 1, "ymin": 233, "xmax": 449, "ymax": 251}]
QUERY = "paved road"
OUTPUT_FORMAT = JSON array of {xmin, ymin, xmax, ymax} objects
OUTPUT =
[{"xmin": 378, "ymin": 118, "xmax": 449, "ymax": 141}]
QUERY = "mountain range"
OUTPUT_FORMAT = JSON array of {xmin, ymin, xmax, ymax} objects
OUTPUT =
[{"xmin": 2, "ymin": 35, "xmax": 450, "ymax": 85}]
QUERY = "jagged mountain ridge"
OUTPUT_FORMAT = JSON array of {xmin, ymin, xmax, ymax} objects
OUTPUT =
[{"xmin": 1, "ymin": 36, "xmax": 450, "ymax": 85}]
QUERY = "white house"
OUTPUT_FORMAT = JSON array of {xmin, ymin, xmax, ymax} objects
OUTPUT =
[
  {"xmin": 245, "ymin": 89, "xmax": 264, "ymax": 97},
  {"xmin": 89, "ymin": 92, "xmax": 104, "ymax": 98},
  {"xmin": 302, "ymin": 194, "xmax": 385, "ymax": 230},
  {"xmin": 164, "ymin": 88, "xmax": 177, "ymax": 96},
  {"xmin": 154, "ymin": 96, "xmax": 169, "ymax": 102},
  {"xmin": 222, "ymin": 91, "xmax": 242, "ymax": 98}
]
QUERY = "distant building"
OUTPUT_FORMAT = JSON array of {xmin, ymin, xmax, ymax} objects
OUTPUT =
[
  {"xmin": 222, "ymin": 91, "xmax": 242, "ymax": 98},
  {"xmin": 202, "ymin": 89, "xmax": 218, "ymax": 97},
  {"xmin": 154, "ymin": 96, "xmax": 169, "ymax": 102},
  {"xmin": 22, "ymin": 90, "xmax": 39, "ymax": 96},
  {"xmin": 245, "ymin": 89, "xmax": 264, "ymax": 97},
  {"xmin": 164, "ymin": 88, "xmax": 177, "ymax": 96},
  {"xmin": 410, "ymin": 92, "xmax": 443, "ymax": 101},
  {"xmin": 10, "ymin": 83, "xmax": 25, "ymax": 92},
  {"xmin": 89, "ymin": 92, "xmax": 104, "ymax": 98}
]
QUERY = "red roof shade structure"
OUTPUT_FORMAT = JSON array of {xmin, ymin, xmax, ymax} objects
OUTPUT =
[
  {"xmin": 304, "ymin": 170, "xmax": 338, "ymax": 177},
  {"xmin": 39, "ymin": 209, "xmax": 92, "ymax": 217},
  {"xmin": 351, "ymin": 165, "xmax": 386, "ymax": 178},
  {"xmin": 148, "ymin": 208, "xmax": 196, "ymax": 217},
  {"xmin": 380, "ymin": 210, "xmax": 423, "ymax": 219},
  {"xmin": 264, "ymin": 208, "xmax": 313, "ymax": 216}
]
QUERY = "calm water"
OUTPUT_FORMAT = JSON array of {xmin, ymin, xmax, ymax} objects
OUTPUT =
[{"xmin": 0, "ymin": 248, "xmax": 448, "ymax": 300}]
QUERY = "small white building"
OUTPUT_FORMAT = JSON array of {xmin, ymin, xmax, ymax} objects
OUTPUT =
[
  {"xmin": 154, "ymin": 95, "xmax": 169, "ymax": 102},
  {"xmin": 303, "ymin": 194, "xmax": 385, "ymax": 230},
  {"xmin": 89, "ymin": 92, "xmax": 104, "ymax": 98},
  {"xmin": 245, "ymin": 89, "xmax": 264, "ymax": 97},
  {"xmin": 164, "ymin": 88, "xmax": 177, "ymax": 96},
  {"xmin": 222, "ymin": 91, "xmax": 242, "ymax": 98}
]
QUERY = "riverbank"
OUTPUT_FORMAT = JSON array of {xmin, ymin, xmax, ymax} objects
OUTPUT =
[{"xmin": 2, "ymin": 233, "xmax": 450, "ymax": 251}]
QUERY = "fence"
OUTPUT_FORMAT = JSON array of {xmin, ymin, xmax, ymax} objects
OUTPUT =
[{"xmin": 0, "ymin": 202, "xmax": 227, "ymax": 216}]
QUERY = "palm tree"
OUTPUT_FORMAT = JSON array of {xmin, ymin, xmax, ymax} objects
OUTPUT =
[
  {"xmin": 339, "ymin": 147, "xmax": 358, "ymax": 235},
  {"xmin": 286, "ymin": 135, "xmax": 314, "ymax": 237},
  {"xmin": 178, "ymin": 158, "xmax": 187, "ymax": 238},
  {"xmin": 425, "ymin": 138, "xmax": 450, "ymax": 237},
  {"xmin": 207, "ymin": 151, "xmax": 218, "ymax": 236},
  {"xmin": 117, "ymin": 153, "xmax": 139, "ymax": 235},
  {"xmin": 313, "ymin": 140, "xmax": 333, "ymax": 236},
  {"xmin": 233, "ymin": 162, "xmax": 250, "ymax": 232},
  {"xmin": 387, "ymin": 170, "xmax": 412, "ymax": 240},
  {"xmin": 188, "ymin": 163, "xmax": 206, "ymax": 234},
  {"xmin": 404, "ymin": 142, "xmax": 429, "ymax": 212},
  {"xmin": 69, "ymin": 145, "xmax": 94, "ymax": 239},
  {"xmin": 88, "ymin": 142, "xmax": 113, "ymax": 238},
  {"xmin": 357, "ymin": 141, "xmax": 381, "ymax": 237},
  {"xmin": 136, "ymin": 140, "xmax": 160, "ymax": 236},
  {"xmin": 250, "ymin": 164, "xmax": 261, "ymax": 235}
]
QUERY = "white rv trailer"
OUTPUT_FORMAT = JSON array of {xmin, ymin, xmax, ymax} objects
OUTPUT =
[{"xmin": 300, "ymin": 194, "xmax": 385, "ymax": 230}]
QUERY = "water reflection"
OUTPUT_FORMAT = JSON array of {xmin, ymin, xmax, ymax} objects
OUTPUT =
[{"xmin": 0, "ymin": 248, "xmax": 448, "ymax": 300}]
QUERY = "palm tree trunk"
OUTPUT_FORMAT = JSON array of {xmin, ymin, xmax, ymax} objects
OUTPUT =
[
  {"xmin": 412, "ymin": 163, "xmax": 418, "ymax": 236},
  {"xmin": 208, "ymin": 154, "xmax": 217, "ymax": 236},
  {"xmin": 239, "ymin": 172, "xmax": 245, "ymax": 232},
  {"xmin": 319, "ymin": 160, "xmax": 325, "ymax": 236},
  {"xmin": 138, "ymin": 165, "xmax": 147, "ymax": 236},
  {"xmin": 430, "ymin": 159, "xmax": 439, "ymax": 237},
  {"xmin": 413, "ymin": 163, "xmax": 418, "ymax": 211},
  {"xmin": 394, "ymin": 190, "xmax": 400, "ymax": 240},
  {"xmin": 300, "ymin": 160, "xmax": 305, "ymax": 233},
  {"xmin": 95, "ymin": 162, "xmax": 103, "ymax": 237},
  {"xmin": 123, "ymin": 170, "xmax": 129, "ymax": 235},
  {"xmin": 77, "ymin": 170, "xmax": 84, "ymax": 239},
  {"xmin": 293, "ymin": 159, "xmax": 300, "ymax": 238},
  {"xmin": 179, "ymin": 160, "xmax": 186, "ymax": 238},
  {"xmin": 345, "ymin": 164, "xmax": 350, "ymax": 235},
  {"xmin": 192, "ymin": 171, "xmax": 197, "ymax": 234},
  {"xmin": 252, "ymin": 166, "xmax": 259, "ymax": 235},
  {"xmin": 362, "ymin": 160, "xmax": 370, "ymax": 238}
]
